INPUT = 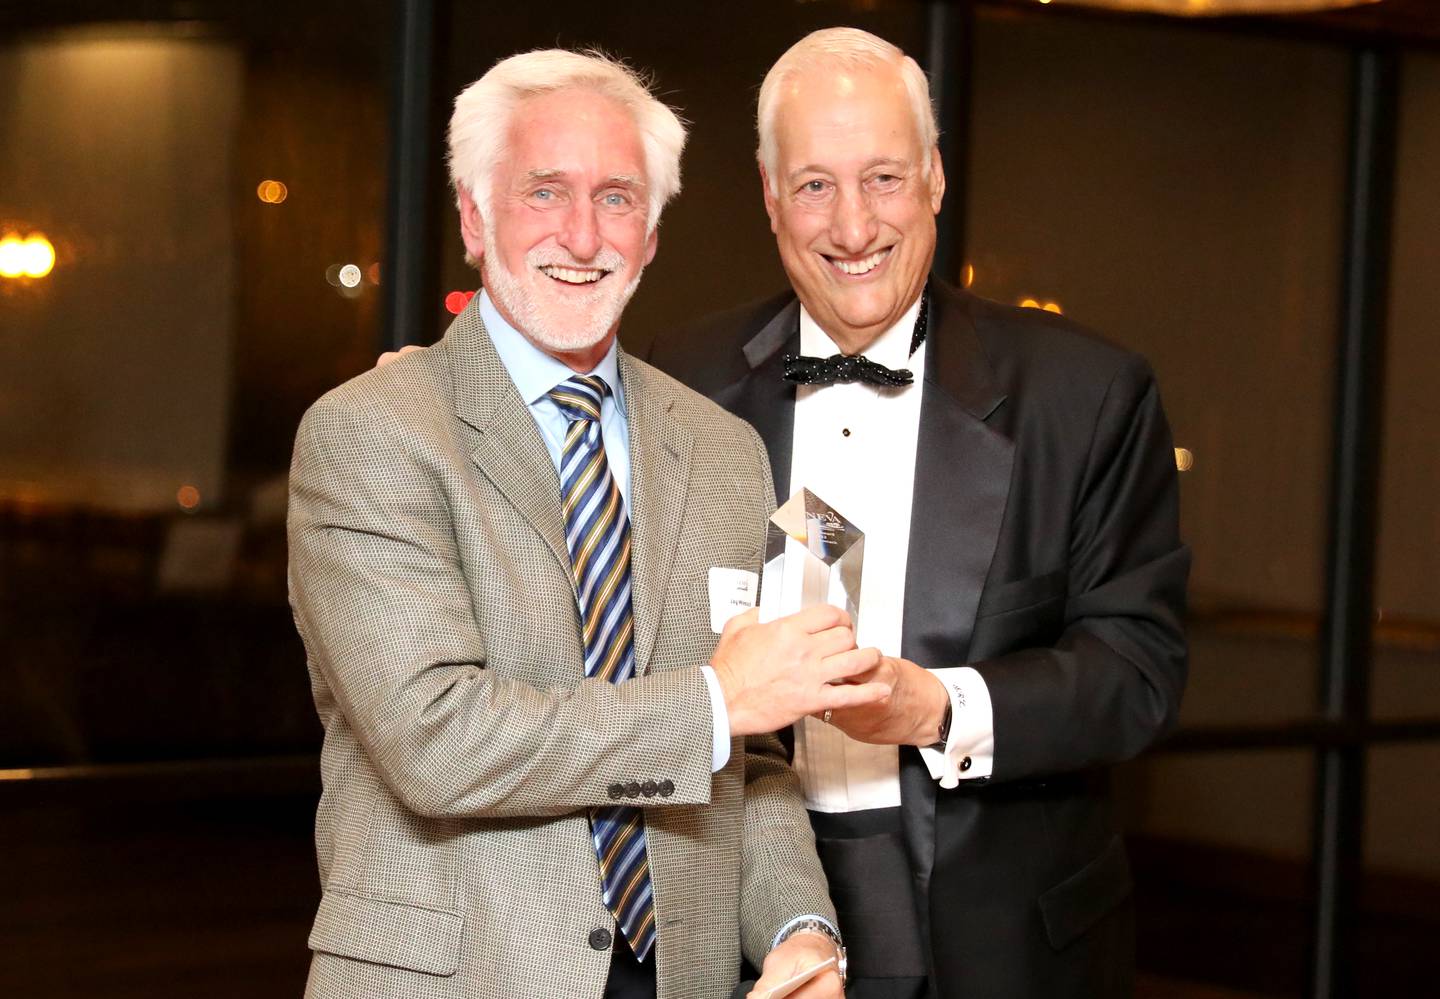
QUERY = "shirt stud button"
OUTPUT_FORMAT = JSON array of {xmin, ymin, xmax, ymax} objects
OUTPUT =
[
  {"xmin": 960, "ymin": 756, "xmax": 973, "ymax": 772},
  {"xmin": 841, "ymin": 428, "xmax": 851, "ymax": 437}
]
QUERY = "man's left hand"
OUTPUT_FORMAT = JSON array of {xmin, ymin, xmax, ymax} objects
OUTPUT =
[
  {"xmin": 749, "ymin": 931, "xmax": 844, "ymax": 999},
  {"xmin": 826, "ymin": 655, "xmax": 949, "ymax": 747}
]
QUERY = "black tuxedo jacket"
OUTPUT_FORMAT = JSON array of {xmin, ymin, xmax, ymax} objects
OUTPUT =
[{"xmin": 647, "ymin": 278, "xmax": 1189, "ymax": 999}]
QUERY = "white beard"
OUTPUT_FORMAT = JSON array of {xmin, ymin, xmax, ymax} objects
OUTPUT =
[{"xmin": 481, "ymin": 227, "xmax": 644, "ymax": 354}]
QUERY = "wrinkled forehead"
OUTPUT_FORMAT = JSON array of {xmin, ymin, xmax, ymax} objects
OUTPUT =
[
  {"xmin": 501, "ymin": 87, "xmax": 648, "ymax": 185},
  {"xmin": 772, "ymin": 64, "xmax": 923, "ymax": 169}
]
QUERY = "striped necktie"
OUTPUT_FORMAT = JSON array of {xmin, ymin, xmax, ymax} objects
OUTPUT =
[{"xmin": 547, "ymin": 374, "xmax": 656, "ymax": 962}]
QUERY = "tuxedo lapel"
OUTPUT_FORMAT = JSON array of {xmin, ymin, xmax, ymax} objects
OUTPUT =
[
  {"xmin": 715, "ymin": 298, "xmax": 800, "ymax": 498},
  {"xmin": 899, "ymin": 282, "xmax": 1013, "ymax": 890},
  {"xmin": 621, "ymin": 353, "xmax": 694, "ymax": 675},
  {"xmin": 448, "ymin": 306, "xmax": 571, "ymax": 579}
]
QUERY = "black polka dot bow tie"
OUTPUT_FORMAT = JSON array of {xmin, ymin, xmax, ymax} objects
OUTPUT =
[
  {"xmin": 781, "ymin": 283, "xmax": 930, "ymax": 388},
  {"xmin": 782, "ymin": 352, "xmax": 915, "ymax": 386}
]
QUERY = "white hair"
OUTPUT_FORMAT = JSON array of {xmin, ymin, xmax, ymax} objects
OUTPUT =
[
  {"xmin": 756, "ymin": 27, "xmax": 938, "ymax": 193},
  {"xmin": 448, "ymin": 48, "xmax": 686, "ymax": 233}
]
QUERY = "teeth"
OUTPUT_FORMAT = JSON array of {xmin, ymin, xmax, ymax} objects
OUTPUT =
[
  {"xmin": 832, "ymin": 249, "xmax": 889, "ymax": 276},
  {"xmin": 540, "ymin": 266, "xmax": 605, "ymax": 284}
]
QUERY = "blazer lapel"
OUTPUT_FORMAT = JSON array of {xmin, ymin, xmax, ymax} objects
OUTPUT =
[
  {"xmin": 899, "ymin": 280, "xmax": 1014, "ymax": 891},
  {"xmin": 714, "ymin": 298, "xmax": 800, "ymax": 499},
  {"xmin": 447, "ymin": 304, "xmax": 570, "ymax": 578},
  {"xmin": 621, "ymin": 353, "xmax": 694, "ymax": 675}
]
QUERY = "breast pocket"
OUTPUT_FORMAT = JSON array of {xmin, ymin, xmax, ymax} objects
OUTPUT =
[{"xmin": 972, "ymin": 568, "xmax": 1068, "ymax": 654}]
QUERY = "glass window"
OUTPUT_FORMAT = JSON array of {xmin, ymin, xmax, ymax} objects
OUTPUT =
[
  {"xmin": 1374, "ymin": 49, "xmax": 1440, "ymax": 723},
  {"xmin": 966, "ymin": 9, "xmax": 1350, "ymax": 728},
  {"xmin": 0, "ymin": 2, "xmax": 392, "ymax": 768}
]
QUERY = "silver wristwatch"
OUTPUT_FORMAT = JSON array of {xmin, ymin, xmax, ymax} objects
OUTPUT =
[{"xmin": 776, "ymin": 917, "xmax": 848, "ymax": 985}]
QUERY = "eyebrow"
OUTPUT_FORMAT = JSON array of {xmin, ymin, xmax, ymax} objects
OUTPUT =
[
  {"xmin": 786, "ymin": 157, "xmax": 911, "ymax": 184},
  {"xmin": 519, "ymin": 169, "xmax": 645, "ymax": 190}
]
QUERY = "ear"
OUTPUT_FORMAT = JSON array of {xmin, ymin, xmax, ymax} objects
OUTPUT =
[
  {"xmin": 759, "ymin": 163, "xmax": 780, "ymax": 234},
  {"xmin": 643, "ymin": 226, "xmax": 659, "ymax": 267},
  {"xmin": 927, "ymin": 146, "xmax": 946, "ymax": 216},
  {"xmin": 456, "ymin": 184, "xmax": 486, "ymax": 262}
]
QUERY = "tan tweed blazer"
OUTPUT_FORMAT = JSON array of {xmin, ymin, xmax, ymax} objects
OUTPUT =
[{"xmin": 287, "ymin": 301, "xmax": 834, "ymax": 999}]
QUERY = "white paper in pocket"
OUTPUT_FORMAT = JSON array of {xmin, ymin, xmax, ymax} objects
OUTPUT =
[{"xmin": 708, "ymin": 566, "xmax": 759, "ymax": 634}]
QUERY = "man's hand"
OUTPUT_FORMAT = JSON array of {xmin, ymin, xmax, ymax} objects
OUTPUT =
[
  {"xmin": 376, "ymin": 344, "xmax": 425, "ymax": 367},
  {"xmin": 826, "ymin": 655, "xmax": 950, "ymax": 747},
  {"xmin": 711, "ymin": 605, "xmax": 888, "ymax": 736},
  {"xmin": 749, "ymin": 931, "xmax": 843, "ymax": 999}
]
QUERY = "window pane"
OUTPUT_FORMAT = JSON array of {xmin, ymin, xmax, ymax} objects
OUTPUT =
[
  {"xmin": 1374, "ymin": 50, "xmax": 1440, "ymax": 722},
  {"xmin": 967, "ymin": 10, "xmax": 1349, "ymax": 727},
  {"xmin": 1119, "ymin": 751, "xmax": 1315, "ymax": 997},
  {"xmin": 0, "ymin": 3, "xmax": 392, "ymax": 767}
]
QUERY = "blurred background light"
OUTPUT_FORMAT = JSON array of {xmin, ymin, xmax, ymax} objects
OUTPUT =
[
  {"xmin": 1175, "ymin": 447, "xmax": 1195, "ymax": 471},
  {"xmin": 176, "ymin": 484, "xmax": 201, "ymax": 510},
  {"xmin": 338, "ymin": 264, "xmax": 361, "ymax": 288},
  {"xmin": 1042, "ymin": 301, "xmax": 1063, "ymax": 314},
  {"xmin": 0, "ymin": 234, "xmax": 56, "ymax": 279},
  {"xmin": 256, "ymin": 179, "xmax": 288, "ymax": 204},
  {"xmin": 444, "ymin": 290, "xmax": 476, "ymax": 315},
  {"xmin": 1043, "ymin": 0, "xmax": 1378, "ymax": 14}
]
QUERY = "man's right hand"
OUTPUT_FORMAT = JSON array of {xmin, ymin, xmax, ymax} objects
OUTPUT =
[
  {"xmin": 711, "ymin": 605, "xmax": 888, "ymax": 736},
  {"xmin": 376, "ymin": 344, "xmax": 425, "ymax": 367}
]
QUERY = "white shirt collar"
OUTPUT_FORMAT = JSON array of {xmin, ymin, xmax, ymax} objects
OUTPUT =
[
  {"xmin": 798, "ymin": 293, "xmax": 924, "ymax": 372},
  {"xmin": 478, "ymin": 289, "xmax": 626, "ymax": 416}
]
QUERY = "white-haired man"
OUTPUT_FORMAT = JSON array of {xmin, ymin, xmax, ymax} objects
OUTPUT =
[
  {"xmin": 289, "ymin": 49, "xmax": 887, "ymax": 999},
  {"xmin": 649, "ymin": 27, "xmax": 1190, "ymax": 999}
]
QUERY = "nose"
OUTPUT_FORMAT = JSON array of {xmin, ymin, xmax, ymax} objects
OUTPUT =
[
  {"xmin": 558, "ymin": 199, "xmax": 602, "ymax": 262},
  {"xmin": 830, "ymin": 185, "xmax": 879, "ymax": 256}
]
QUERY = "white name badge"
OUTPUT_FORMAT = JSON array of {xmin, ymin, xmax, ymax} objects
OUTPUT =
[{"xmin": 708, "ymin": 566, "xmax": 759, "ymax": 634}]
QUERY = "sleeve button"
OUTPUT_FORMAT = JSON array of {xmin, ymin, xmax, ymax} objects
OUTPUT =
[
  {"xmin": 641, "ymin": 780, "xmax": 658, "ymax": 797},
  {"xmin": 658, "ymin": 779, "xmax": 675, "ymax": 797},
  {"xmin": 607, "ymin": 783, "xmax": 624, "ymax": 799},
  {"xmin": 625, "ymin": 781, "xmax": 642, "ymax": 798}
]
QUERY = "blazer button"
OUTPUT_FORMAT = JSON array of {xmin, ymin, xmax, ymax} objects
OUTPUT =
[
  {"xmin": 641, "ymin": 780, "xmax": 658, "ymax": 797},
  {"xmin": 588, "ymin": 927, "xmax": 612, "ymax": 951},
  {"xmin": 607, "ymin": 783, "xmax": 624, "ymax": 800},
  {"xmin": 625, "ymin": 781, "xmax": 642, "ymax": 798},
  {"xmin": 657, "ymin": 779, "xmax": 675, "ymax": 797},
  {"xmin": 960, "ymin": 756, "xmax": 972, "ymax": 772}
]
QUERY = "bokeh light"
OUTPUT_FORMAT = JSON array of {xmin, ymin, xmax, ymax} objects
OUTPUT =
[
  {"xmin": 1175, "ymin": 447, "xmax": 1195, "ymax": 472},
  {"xmin": 256, "ymin": 180, "xmax": 288, "ymax": 204},
  {"xmin": 338, "ymin": 264, "xmax": 362, "ymax": 288},
  {"xmin": 0, "ymin": 234, "xmax": 56, "ymax": 279},
  {"xmin": 176, "ymin": 484, "xmax": 202, "ymax": 510},
  {"xmin": 444, "ymin": 290, "xmax": 476, "ymax": 315}
]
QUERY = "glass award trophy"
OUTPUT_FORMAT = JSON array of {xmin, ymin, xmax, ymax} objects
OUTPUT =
[{"xmin": 758, "ymin": 488, "xmax": 865, "ymax": 627}]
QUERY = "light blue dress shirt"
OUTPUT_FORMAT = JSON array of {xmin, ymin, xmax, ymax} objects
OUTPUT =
[{"xmin": 478, "ymin": 291, "xmax": 730, "ymax": 773}]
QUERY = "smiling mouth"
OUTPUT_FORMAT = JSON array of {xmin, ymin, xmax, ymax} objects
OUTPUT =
[
  {"xmin": 824, "ymin": 247, "xmax": 891, "ymax": 277},
  {"xmin": 538, "ymin": 265, "xmax": 609, "ymax": 285}
]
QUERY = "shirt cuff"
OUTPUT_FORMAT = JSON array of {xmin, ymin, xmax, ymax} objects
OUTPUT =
[
  {"xmin": 699, "ymin": 665, "xmax": 731, "ymax": 773},
  {"xmin": 918, "ymin": 666, "xmax": 994, "ymax": 788},
  {"xmin": 770, "ymin": 913, "xmax": 842, "ymax": 952}
]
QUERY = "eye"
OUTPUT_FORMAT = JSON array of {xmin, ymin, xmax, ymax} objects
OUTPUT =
[
  {"xmin": 801, "ymin": 179, "xmax": 827, "ymax": 195},
  {"xmin": 602, "ymin": 191, "xmax": 630, "ymax": 207},
  {"xmin": 529, "ymin": 187, "xmax": 560, "ymax": 204}
]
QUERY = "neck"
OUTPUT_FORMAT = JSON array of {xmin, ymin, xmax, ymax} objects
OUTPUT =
[{"xmin": 547, "ymin": 333, "xmax": 616, "ymax": 374}]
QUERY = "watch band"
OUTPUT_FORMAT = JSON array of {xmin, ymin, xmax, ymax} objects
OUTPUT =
[
  {"xmin": 927, "ymin": 699, "xmax": 953, "ymax": 752},
  {"xmin": 775, "ymin": 917, "xmax": 848, "ymax": 984}
]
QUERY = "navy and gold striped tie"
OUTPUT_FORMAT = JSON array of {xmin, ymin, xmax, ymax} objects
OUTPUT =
[{"xmin": 548, "ymin": 374, "xmax": 656, "ymax": 962}]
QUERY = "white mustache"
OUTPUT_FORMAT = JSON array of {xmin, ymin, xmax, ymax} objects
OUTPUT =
[{"xmin": 527, "ymin": 246, "xmax": 625, "ymax": 273}]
